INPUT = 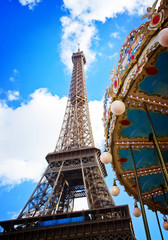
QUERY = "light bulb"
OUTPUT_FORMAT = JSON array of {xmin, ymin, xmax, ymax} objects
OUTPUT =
[
  {"xmin": 133, "ymin": 207, "xmax": 141, "ymax": 217},
  {"xmin": 100, "ymin": 152, "xmax": 112, "ymax": 164},
  {"xmin": 110, "ymin": 185, "xmax": 120, "ymax": 196},
  {"xmin": 111, "ymin": 100, "xmax": 125, "ymax": 116},
  {"xmin": 163, "ymin": 218, "xmax": 168, "ymax": 230},
  {"xmin": 133, "ymin": 202, "xmax": 141, "ymax": 217},
  {"xmin": 158, "ymin": 28, "xmax": 168, "ymax": 47}
]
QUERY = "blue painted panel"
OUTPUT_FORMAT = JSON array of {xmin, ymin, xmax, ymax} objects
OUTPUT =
[
  {"xmin": 119, "ymin": 109, "xmax": 168, "ymax": 138},
  {"xmin": 138, "ymin": 174, "xmax": 164, "ymax": 193},
  {"xmin": 139, "ymin": 51, "xmax": 168, "ymax": 97},
  {"xmin": 151, "ymin": 192, "xmax": 168, "ymax": 208},
  {"xmin": 119, "ymin": 148, "xmax": 168, "ymax": 171}
]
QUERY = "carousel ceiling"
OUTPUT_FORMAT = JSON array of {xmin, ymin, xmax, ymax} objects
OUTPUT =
[{"xmin": 103, "ymin": 0, "xmax": 168, "ymax": 214}]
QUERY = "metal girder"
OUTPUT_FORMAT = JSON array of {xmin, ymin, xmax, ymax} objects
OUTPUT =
[{"xmin": 18, "ymin": 148, "xmax": 114, "ymax": 218}]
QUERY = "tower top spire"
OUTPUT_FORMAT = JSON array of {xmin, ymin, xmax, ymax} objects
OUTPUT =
[
  {"xmin": 78, "ymin": 43, "xmax": 80, "ymax": 52},
  {"xmin": 55, "ymin": 50, "xmax": 94, "ymax": 151}
]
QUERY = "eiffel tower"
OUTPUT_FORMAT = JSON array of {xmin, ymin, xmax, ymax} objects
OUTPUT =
[{"xmin": 0, "ymin": 49, "xmax": 136, "ymax": 240}]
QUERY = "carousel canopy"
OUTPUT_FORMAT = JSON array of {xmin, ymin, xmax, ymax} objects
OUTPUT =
[{"xmin": 103, "ymin": 0, "xmax": 168, "ymax": 214}]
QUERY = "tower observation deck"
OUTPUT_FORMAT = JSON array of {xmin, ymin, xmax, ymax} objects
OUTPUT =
[{"xmin": 0, "ymin": 50, "xmax": 136, "ymax": 240}]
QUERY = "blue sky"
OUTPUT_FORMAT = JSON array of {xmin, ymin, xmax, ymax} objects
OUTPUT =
[{"xmin": 0, "ymin": 0, "xmax": 167, "ymax": 239}]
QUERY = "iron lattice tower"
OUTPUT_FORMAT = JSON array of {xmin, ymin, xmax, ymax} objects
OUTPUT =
[
  {"xmin": 0, "ymin": 50, "xmax": 136, "ymax": 240},
  {"xmin": 18, "ymin": 50, "xmax": 114, "ymax": 217}
]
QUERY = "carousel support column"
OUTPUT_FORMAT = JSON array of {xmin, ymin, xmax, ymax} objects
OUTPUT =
[
  {"xmin": 152, "ymin": 137, "xmax": 168, "ymax": 190},
  {"xmin": 130, "ymin": 145, "xmax": 151, "ymax": 240},
  {"xmin": 144, "ymin": 103, "xmax": 168, "ymax": 190},
  {"xmin": 161, "ymin": 185, "xmax": 168, "ymax": 207},
  {"xmin": 152, "ymin": 196, "xmax": 164, "ymax": 240}
]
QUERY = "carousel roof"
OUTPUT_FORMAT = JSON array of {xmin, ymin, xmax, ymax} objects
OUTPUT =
[{"xmin": 103, "ymin": 0, "xmax": 168, "ymax": 214}]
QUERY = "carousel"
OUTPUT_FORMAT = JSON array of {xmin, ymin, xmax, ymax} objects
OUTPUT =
[{"xmin": 101, "ymin": 0, "xmax": 168, "ymax": 239}]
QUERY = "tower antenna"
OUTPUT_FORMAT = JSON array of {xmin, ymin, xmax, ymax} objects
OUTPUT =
[{"xmin": 78, "ymin": 43, "xmax": 80, "ymax": 52}]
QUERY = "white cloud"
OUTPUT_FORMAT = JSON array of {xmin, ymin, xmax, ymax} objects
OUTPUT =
[
  {"xmin": 9, "ymin": 77, "xmax": 14, "ymax": 82},
  {"xmin": 108, "ymin": 42, "xmax": 114, "ymax": 49},
  {"xmin": 17, "ymin": 0, "xmax": 160, "ymax": 70},
  {"xmin": 7, "ymin": 211, "xmax": 20, "ymax": 220},
  {"xmin": 0, "ymin": 89, "xmax": 104, "ymax": 186},
  {"xmin": 0, "ymin": 89, "xmax": 66, "ymax": 185},
  {"xmin": 7, "ymin": 90, "xmax": 20, "ymax": 101},
  {"xmin": 61, "ymin": 0, "xmax": 157, "ymax": 70},
  {"xmin": 63, "ymin": 0, "xmax": 157, "ymax": 23},
  {"xmin": 19, "ymin": 0, "xmax": 40, "ymax": 9},
  {"xmin": 60, "ymin": 16, "xmax": 97, "ymax": 71},
  {"xmin": 9, "ymin": 69, "xmax": 19, "ymax": 82},
  {"xmin": 115, "ymin": 23, "xmax": 126, "ymax": 33},
  {"xmin": 13, "ymin": 69, "xmax": 19, "ymax": 75},
  {"xmin": 108, "ymin": 52, "xmax": 118, "ymax": 59},
  {"xmin": 89, "ymin": 99, "xmax": 104, "ymax": 148},
  {"xmin": 110, "ymin": 31, "xmax": 121, "ymax": 39}
]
